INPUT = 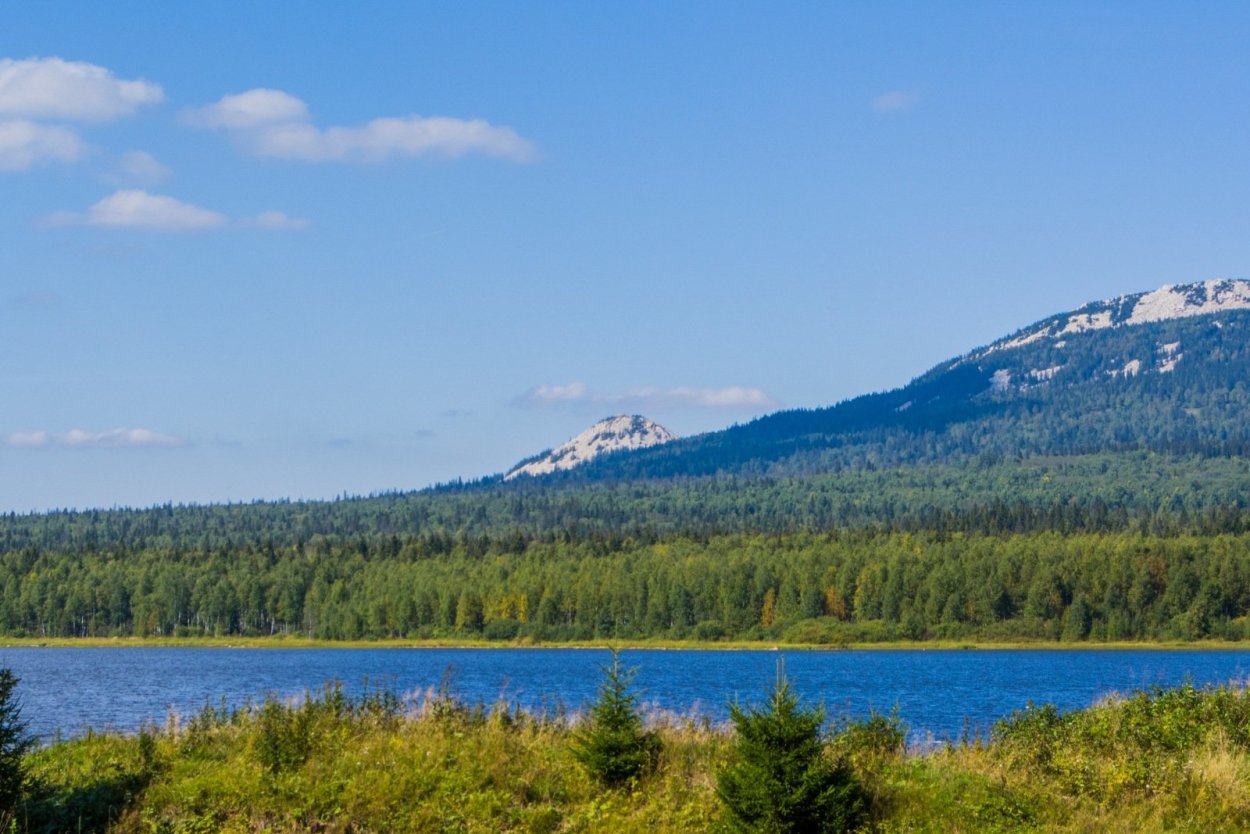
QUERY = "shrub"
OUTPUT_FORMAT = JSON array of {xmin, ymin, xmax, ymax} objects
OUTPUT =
[
  {"xmin": 692, "ymin": 620, "xmax": 725, "ymax": 641},
  {"xmin": 572, "ymin": 649, "xmax": 661, "ymax": 788},
  {"xmin": 484, "ymin": 618, "xmax": 522, "ymax": 641},
  {"xmin": 832, "ymin": 709, "xmax": 906, "ymax": 770},
  {"xmin": 717, "ymin": 665, "xmax": 865, "ymax": 833},
  {"xmin": 255, "ymin": 695, "xmax": 312, "ymax": 776}
]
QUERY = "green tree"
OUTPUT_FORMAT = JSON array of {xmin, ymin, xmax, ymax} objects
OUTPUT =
[
  {"xmin": 717, "ymin": 664, "xmax": 864, "ymax": 833},
  {"xmin": 572, "ymin": 649, "xmax": 660, "ymax": 788},
  {"xmin": 0, "ymin": 668, "xmax": 32, "ymax": 812}
]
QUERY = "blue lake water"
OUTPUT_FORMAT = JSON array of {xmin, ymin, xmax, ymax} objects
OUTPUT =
[{"xmin": 1, "ymin": 647, "xmax": 1247, "ymax": 744}]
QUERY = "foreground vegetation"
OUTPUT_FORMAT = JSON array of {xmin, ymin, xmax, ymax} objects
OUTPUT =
[{"xmin": 10, "ymin": 675, "xmax": 1250, "ymax": 833}]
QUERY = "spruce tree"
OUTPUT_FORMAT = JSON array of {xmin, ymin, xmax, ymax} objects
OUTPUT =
[
  {"xmin": 717, "ymin": 664, "xmax": 864, "ymax": 833},
  {"xmin": 572, "ymin": 649, "xmax": 660, "ymax": 788},
  {"xmin": 0, "ymin": 668, "xmax": 32, "ymax": 812}
]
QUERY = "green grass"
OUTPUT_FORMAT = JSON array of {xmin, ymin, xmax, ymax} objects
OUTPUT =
[{"xmin": 13, "ymin": 682, "xmax": 1250, "ymax": 833}]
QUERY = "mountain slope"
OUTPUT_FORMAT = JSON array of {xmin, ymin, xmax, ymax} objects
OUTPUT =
[{"xmin": 536, "ymin": 279, "xmax": 1250, "ymax": 483}]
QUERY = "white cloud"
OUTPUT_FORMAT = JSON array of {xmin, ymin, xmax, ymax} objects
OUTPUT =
[
  {"xmin": 107, "ymin": 150, "xmax": 171, "ymax": 186},
  {"xmin": 871, "ymin": 90, "xmax": 919, "ymax": 113},
  {"xmin": 46, "ymin": 189, "xmax": 226, "ymax": 230},
  {"xmin": 44, "ymin": 189, "xmax": 305, "ymax": 232},
  {"xmin": 6, "ymin": 428, "xmax": 186, "ymax": 449},
  {"xmin": 183, "ymin": 88, "xmax": 309, "ymax": 129},
  {"xmin": 0, "ymin": 119, "xmax": 87, "ymax": 170},
  {"xmin": 517, "ymin": 382, "xmax": 778, "ymax": 411},
  {"xmin": 0, "ymin": 57, "xmax": 163, "ymax": 121},
  {"xmin": 239, "ymin": 210, "xmax": 309, "ymax": 230},
  {"xmin": 187, "ymin": 88, "xmax": 535, "ymax": 163}
]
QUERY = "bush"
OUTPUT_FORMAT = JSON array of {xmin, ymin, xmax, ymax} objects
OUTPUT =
[
  {"xmin": 832, "ymin": 709, "xmax": 906, "ymax": 770},
  {"xmin": 692, "ymin": 620, "xmax": 725, "ymax": 641},
  {"xmin": 484, "ymin": 618, "xmax": 522, "ymax": 640},
  {"xmin": 255, "ymin": 694, "xmax": 313, "ymax": 776},
  {"xmin": 717, "ymin": 665, "xmax": 865, "ymax": 833},
  {"xmin": 572, "ymin": 649, "xmax": 661, "ymax": 788}
]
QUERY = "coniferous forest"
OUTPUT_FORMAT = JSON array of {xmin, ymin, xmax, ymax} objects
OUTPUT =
[{"xmin": 4, "ymin": 451, "xmax": 1250, "ymax": 643}]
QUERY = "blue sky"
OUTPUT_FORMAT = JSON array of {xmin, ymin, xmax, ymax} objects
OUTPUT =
[{"xmin": 4, "ymin": 3, "xmax": 1250, "ymax": 511}]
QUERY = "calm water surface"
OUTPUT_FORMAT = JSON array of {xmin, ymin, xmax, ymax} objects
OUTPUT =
[{"xmin": 2, "ymin": 647, "xmax": 1246, "ymax": 743}]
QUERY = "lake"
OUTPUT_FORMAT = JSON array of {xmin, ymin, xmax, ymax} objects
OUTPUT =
[{"xmin": 2, "ymin": 646, "xmax": 1247, "ymax": 743}]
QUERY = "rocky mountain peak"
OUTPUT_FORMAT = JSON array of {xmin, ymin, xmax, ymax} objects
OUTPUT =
[
  {"xmin": 982, "ymin": 279, "xmax": 1250, "ymax": 358},
  {"xmin": 504, "ymin": 415, "xmax": 676, "ymax": 480}
]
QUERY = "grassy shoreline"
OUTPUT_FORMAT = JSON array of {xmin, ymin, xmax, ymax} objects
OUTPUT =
[
  {"xmin": 3, "ymin": 635, "xmax": 1249, "ymax": 651},
  {"xmin": 19, "ymin": 678, "xmax": 1250, "ymax": 833}
]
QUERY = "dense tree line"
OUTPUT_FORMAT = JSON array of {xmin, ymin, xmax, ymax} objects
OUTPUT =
[{"xmin": 3, "ymin": 529, "xmax": 1249, "ymax": 643}]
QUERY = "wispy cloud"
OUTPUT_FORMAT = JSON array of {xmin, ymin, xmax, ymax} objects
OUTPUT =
[
  {"xmin": 239, "ymin": 210, "xmax": 309, "ymax": 230},
  {"xmin": 615, "ymin": 386, "xmax": 778, "ymax": 409},
  {"xmin": 0, "ymin": 120, "xmax": 87, "ymax": 170},
  {"xmin": 6, "ymin": 428, "xmax": 186, "ymax": 449},
  {"xmin": 871, "ymin": 90, "xmax": 919, "ymax": 113},
  {"xmin": 186, "ymin": 88, "xmax": 536, "ymax": 163},
  {"xmin": 44, "ymin": 189, "xmax": 307, "ymax": 232},
  {"xmin": 516, "ymin": 382, "xmax": 779, "ymax": 411},
  {"xmin": 523, "ymin": 382, "xmax": 589, "ymax": 404},
  {"xmin": 0, "ymin": 57, "xmax": 163, "ymax": 122}
]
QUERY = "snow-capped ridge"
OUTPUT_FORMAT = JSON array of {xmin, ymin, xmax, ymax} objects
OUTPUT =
[{"xmin": 505, "ymin": 415, "xmax": 677, "ymax": 480}]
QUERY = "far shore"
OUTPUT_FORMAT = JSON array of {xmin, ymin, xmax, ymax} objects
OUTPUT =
[{"xmin": 2, "ymin": 635, "xmax": 1248, "ymax": 651}]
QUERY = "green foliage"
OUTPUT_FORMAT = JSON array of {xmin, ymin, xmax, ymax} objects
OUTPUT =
[
  {"xmin": 831, "ymin": 709, "xmax": 906, "ymax": 771},
  {"xmin": 22, "ymin": 730, "xmax": 153, "ymax": 834},
  {"xmin": 717, "ymin": 666, "xmax": 865, "ymax": 833},
  {"xmin": 992, "ymin": 683, "xmax": 1250, "ymax": 804},
  {"xmin": 572, "ymin": 649, "xmax": 661, "ymax": 788},
  {"xmin": 0, "ymin": 669, "xmax": 31, "ymax": 813},
  {"xmin": 2, "ymin": 525, "xmax": 1250, "ymax": 644}
]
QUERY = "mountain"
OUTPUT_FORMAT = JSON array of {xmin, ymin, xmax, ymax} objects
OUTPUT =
[
  {"xmin": 532, "ymin": 279, "xmax": 1250, "ymax": 483},
  {"xmin": 504, "ymin": 415, "xmax": 676, "ymax": 480}
]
